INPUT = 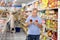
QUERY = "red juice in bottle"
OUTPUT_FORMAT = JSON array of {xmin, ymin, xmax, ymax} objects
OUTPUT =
[{"xmin": 35, "ymin": 20, "xmax": 38, "ymax": 22}]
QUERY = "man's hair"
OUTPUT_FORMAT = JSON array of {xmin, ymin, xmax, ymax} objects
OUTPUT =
[{"xmin": 33, "ymin": 8, "xmax": 38, "ymax": 11}]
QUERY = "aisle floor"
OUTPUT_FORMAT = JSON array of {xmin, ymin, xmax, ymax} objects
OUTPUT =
[{"xmin": 6, "ymin": 29, "xmax": 26, "ymax": 40}]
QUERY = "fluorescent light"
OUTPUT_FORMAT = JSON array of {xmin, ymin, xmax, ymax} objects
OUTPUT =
[{"xmin": 14, "ymin": 0, "xmax": 17, "ymax": 1}]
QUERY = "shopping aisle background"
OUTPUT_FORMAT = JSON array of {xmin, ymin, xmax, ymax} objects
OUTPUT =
[
  {"xmin": 14, "ymin": 29, "xmax": 26, "ymax": 40},
  {"xmin": 6, "ymin": 29, "xmax": 26, "ymax": 40}
]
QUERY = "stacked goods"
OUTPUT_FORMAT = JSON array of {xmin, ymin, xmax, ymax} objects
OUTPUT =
[
  {"xmin": 39, "ymin": 0, "xmax": 58, "ymax": 9},
  {"xmin": 46, "ymin": 19, "xmax": 57, "ymax": 30},
  {"xmin": 40, "ymin": 34, "xmax": 47, "ymax": 40},
  {"xmin": 47, "ymin": 30, "xmax": 52, "ymax": 37},
  {"xmin": 48, "ymin": 0, "xmax": 58, "ymax": 8},
  {"xmin": 51, "ymin": 20, "xmax": 57, "ymax": 30},
  {"xmin": 46, "ymin": 19, "xmax": 51, "ymax": 28},
  {"xmin": 39, "ymin": 0, "xmax": 48, "ymax": 9}
]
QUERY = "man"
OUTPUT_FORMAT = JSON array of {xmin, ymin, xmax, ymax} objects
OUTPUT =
[{"xmin": 25, "ymin": 8, "xmax": 42, "ymax": 40}]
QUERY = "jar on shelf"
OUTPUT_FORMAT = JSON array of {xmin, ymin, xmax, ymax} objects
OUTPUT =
[
  {"xmin": 47, "ymin": 30, "xmax": 52, "ymax": 37},
  {"xmin": 52, "ymin": 32, "xmax": 57, "ymax": 40}
]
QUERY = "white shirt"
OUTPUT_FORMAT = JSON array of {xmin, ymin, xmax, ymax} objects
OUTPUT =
[{"xmin": 10, "ymin": 15, "xmax": 14, "ymax": 28}]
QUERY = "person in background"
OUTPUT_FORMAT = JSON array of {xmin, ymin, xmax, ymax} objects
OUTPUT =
[
  {"xmin": 25, "ymin": 8, "xmax": 42, "ymax": 40},
  {"xmin": 10, "ymin": 12, "xmax": 15, "ymax": 33}
]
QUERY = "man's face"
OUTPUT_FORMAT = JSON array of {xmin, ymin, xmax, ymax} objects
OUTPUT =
[{"xmin": 32, "ymin": 9, "xmax": 37, "ymax": 16}]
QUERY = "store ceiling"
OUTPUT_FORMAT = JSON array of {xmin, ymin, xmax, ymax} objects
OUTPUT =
[
  {"xmin": 13, "ymin": 0, "xmax": 36, "ymax": 5},
  {"xmin": 5, "ymin": 0, "xmax": 36, "ymax": 5}
]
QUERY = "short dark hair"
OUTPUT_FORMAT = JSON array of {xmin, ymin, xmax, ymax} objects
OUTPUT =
[{"xmin": 33, "ymin": 8, "xmax": 38, "ymax": 11}]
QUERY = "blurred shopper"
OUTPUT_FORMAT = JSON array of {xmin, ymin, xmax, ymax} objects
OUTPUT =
[
  {"xmin": 10, "ymin": 12, "xmax": 15, "ymax": 33},
  {"xmin": 25, "ymin": 8, "xmax": 42, "ymax": 40}
]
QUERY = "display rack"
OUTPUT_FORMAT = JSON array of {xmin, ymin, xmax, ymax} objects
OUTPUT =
[
  {"xmin": 0, "ymin": 18, "xmax": 7, "ymax": 40},
  {"xmin": 0, "ymin": 9, "xmax": 15, "ymax": 40}
]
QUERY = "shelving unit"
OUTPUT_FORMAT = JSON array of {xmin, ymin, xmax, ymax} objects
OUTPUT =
[
  {"xmin": 0, "ymin": 18, "xmax": 8, "ymax": 40},
  {"xmin": 0, "ymin": 9, "xmax": 16, "ymax": 40}
]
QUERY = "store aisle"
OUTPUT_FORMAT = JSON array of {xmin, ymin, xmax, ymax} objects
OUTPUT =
[
  {"xmin": 6, "ymin": 29, "xmax": 26, "ymax": 40},
  {"xmin": 14, "ymin": 29, "xmax": 26, "ymax": 40}
]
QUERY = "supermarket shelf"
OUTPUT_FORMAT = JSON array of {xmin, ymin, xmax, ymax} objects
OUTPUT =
[
  {"xmin": 21, "ymin": 0, "xmax": 38, "ymax": 8},
  {"xmin": 44, "ymin": 33, "xmax": 52, "ymax": 39},
  {"xmin": 0, "ymin": 20, "xmax": 8, "ymax": 40},
  {"xmin": 42, "ymin": 18, "xmax": 58, "ymax": 21},
  {"xmin": 46, "ymin": 27, "xmax": 57, "ymax": 32},
  {"xmin": 26, "ymin": 0, "xmax": 38, "ymax": 6},
  {"xmin": 40, "ymin": 32, "xmax": 52, "ymax": 40},
  {"xmin": 38, "ymin": 7, "xmax": 58, "ymax": 11},
  {"xmin": 45, "ymin": 36, "xmax": 52, "ymax": 40},
  {"xmin": 25, "ymin": 7, "xmax": 58, "ymax": 11},
  {"xmin": 42, "ymin": 24, "xmax": 57, "ymax": 32}
]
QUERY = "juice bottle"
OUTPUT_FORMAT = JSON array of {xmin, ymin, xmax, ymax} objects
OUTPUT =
[
  {"xmin": 35, "ymin": 20, "xmax": 38, "ymax": 22},
  {"xmin": 30, "ymin": 19, "xmax": 32, "ymax": 22},
  {"xmin": 52, "ymin": 32, "xmax": 57, "ymax": 40}
]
